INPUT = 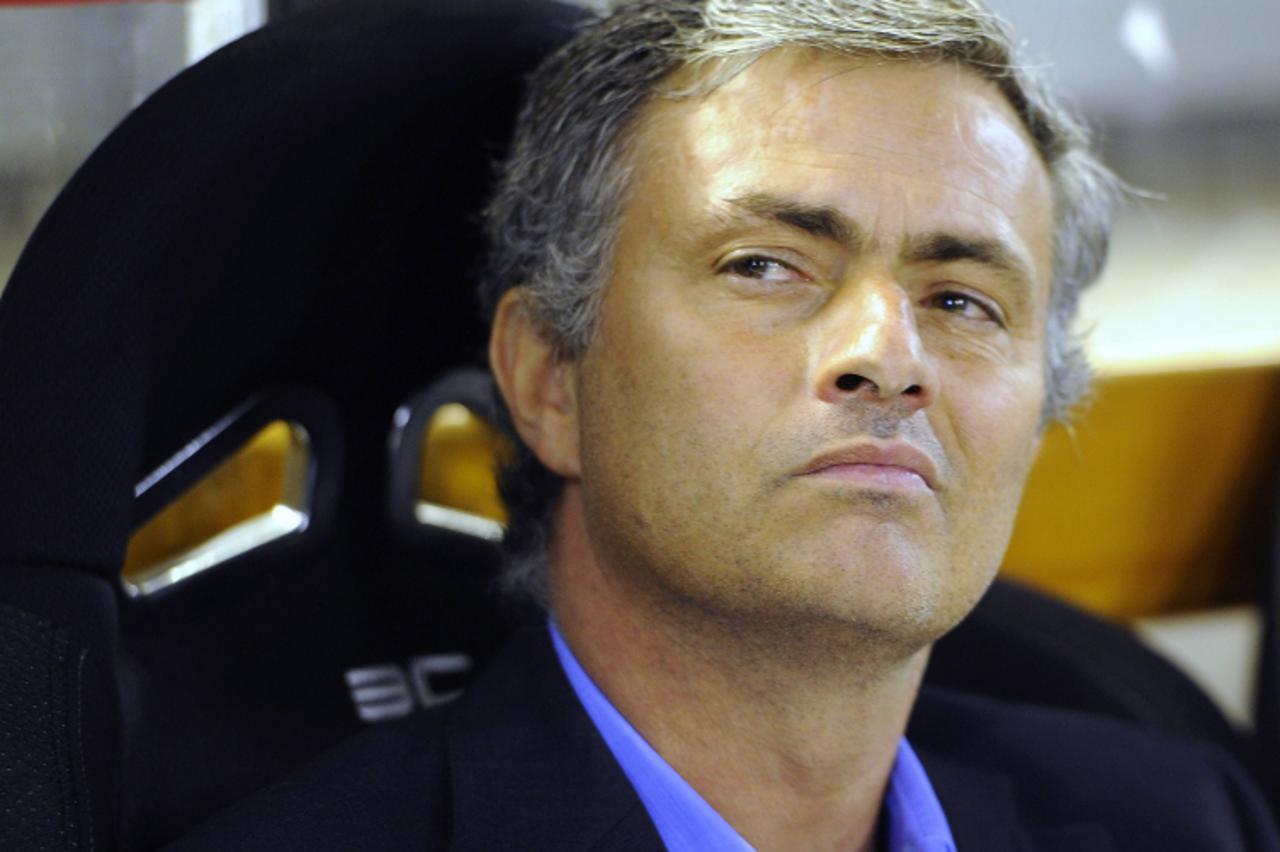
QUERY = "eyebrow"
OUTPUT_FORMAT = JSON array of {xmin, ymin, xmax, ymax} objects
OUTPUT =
[
  {"xmin": 726, "ymin": 192, "xmax": 866, "ymax": 251},
  {"xmin": 901, "ymin": 232, "xmax": 1033, "ymax": 284},
  {"xmin": 725, "ymin": 191, "xmax": 1033, "ymax": 284}
]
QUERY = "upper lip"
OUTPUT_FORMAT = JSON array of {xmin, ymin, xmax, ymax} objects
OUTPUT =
[{"xmin": 796, "ymin": 441, "xmax": 940, "ymax": 490}]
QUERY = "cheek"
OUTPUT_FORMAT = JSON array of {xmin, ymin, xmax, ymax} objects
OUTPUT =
[
  {"xmin": 579, "ymin": 290, "xmax": 720, "ymax": 481},
  {"xmin": 606, "ymin": 285, "xmax": 794, "ymax": 433},
  {"xmin": 935, "ymin": 362, "xmax": 1044, "ymax": 596},
  {"xmin": 944, "ymin": 360, "xmax": 1044, "ymax": 496}
]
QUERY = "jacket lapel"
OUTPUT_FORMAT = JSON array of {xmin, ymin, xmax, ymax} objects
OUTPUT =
[{"xmin": 444, "ymin": 626, "xmax": 665, "ymax": 852}]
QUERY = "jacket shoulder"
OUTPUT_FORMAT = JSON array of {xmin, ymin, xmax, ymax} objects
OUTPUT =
[
  {"xmin": 165, "ymin": 706, "xmax": 453, "ymax": 851},
  {"xmin": 912, "ymin": 686, "xmax": 1280, "ymax": 851}
]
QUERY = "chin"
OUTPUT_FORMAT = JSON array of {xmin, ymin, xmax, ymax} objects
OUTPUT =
[{"xmin": 767, "ymin": 539, "xmax": 988, "ymax": 652}]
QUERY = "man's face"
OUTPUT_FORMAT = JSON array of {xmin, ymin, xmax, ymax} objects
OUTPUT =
[{"xmin": 563, "ymin": 51, "xmax": 1054, "ymax": 651}]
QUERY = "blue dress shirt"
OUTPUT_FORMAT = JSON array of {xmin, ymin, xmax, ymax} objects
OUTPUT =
[{"xmin": 550, "ymin": 621, "xmax": 957, "ymax": 852}]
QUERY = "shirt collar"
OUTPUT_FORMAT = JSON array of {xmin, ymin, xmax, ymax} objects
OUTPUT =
[{"xmin": 549, "ymin": 620, "xmax": 956, "ymax": 852}]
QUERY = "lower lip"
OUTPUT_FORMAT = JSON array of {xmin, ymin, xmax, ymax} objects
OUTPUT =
[{"xmin": 805, "ymin": 463, "xmax": 930, "ymax": 491}]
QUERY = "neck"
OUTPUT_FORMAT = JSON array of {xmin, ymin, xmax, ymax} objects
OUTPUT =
[{"xmin": 549, "ymin": 486, "xmax": 930, "ymax": 852}]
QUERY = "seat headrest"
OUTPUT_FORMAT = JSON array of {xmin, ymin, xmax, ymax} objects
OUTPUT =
[{"xmin": 0, "ymin": 0, "xmax": 586, "ymax": 578}]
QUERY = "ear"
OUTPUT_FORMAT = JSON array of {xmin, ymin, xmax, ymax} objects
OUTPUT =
[{"xmin": 489, "ymin": 288, "xmax": 581, "ymax": 478}]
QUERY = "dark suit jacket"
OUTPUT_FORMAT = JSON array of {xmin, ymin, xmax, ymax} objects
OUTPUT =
[{"xmin": 169, "ymin": 627, "xmax": 1280, "ymax": 851}]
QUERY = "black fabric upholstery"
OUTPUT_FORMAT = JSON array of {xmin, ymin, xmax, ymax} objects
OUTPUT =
[
  {"xmin": 0, "ymin": 567, "xmax": 123, "ymax": 852},
  {"xmin": 0, "ymin": 604, "xmax": 92, "ymax": 852}
]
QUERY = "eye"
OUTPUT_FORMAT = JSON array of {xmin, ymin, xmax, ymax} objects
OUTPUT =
[
  {"xmin": 719, "ymin": 254, "xmax": 808, "ymax": 284},
  {"xmin": 928, "ymin": 290, "xmax": 1004, "ymax": 327}
]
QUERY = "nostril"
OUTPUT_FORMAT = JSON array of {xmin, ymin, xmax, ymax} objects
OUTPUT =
[
  {"xmin": 834, "ymin": 374, "xmax": 925, "ymax": 399},
  {"xmin": 836, "ymin": 374, "xmax": 867, "ymax": 392}
]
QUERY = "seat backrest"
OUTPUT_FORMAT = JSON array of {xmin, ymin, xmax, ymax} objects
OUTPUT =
[{"xmin": 0, "ymin": 1, "xmax": 580, "ymax": 847}]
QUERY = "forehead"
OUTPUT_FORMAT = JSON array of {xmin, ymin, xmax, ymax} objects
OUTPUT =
[{"xmin": 624, "ymin": 49, "xmax": 1054, "ymax": 281}]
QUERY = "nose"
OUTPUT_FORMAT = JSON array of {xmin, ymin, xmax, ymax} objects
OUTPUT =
[{"xmin": 813, "ymin": 275, "xmax": 937, "ymax": 412}]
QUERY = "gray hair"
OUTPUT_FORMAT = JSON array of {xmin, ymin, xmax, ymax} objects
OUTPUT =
[{"xmin": 481, "ymin": 0, "xmax": 1123, "ymax": 603}]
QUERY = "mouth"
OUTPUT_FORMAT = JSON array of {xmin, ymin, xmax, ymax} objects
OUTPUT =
[{"xmin": 795, "ymin": 441, "xmax": 939, "ymax": 492}]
